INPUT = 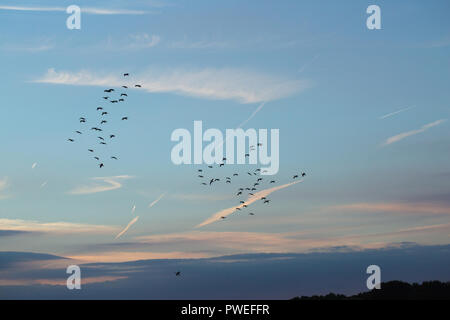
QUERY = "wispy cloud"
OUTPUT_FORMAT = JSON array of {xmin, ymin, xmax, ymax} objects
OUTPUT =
[
  {"xmin": 115, "ymin": 216, "xmax": 139, "ymax": 239},
  {"xmin": 0, "ymin": 177, "xmax": 11, "ymax": 200},
  {"xmin": 149, "ymin": 193, "xmax": 165, "ymax": 208},
  {"xmin": 379, "ymin": 106, "xmax": 414, "ymax": 120},
  {"xmin": 196, "ymin": 180, "xmax": 302, "ymax": 228},
  {"xmin": 34, "ymin": 68, "xmax": 310, "ymax": 104},
  {"xmin": 0, "ymin": 5, "xmax": 148, "ymax": 15},
  {"xmin": 382, "ymin": 119, "xmax": 447, "ymax": 146},
  {"xmin": 127, "ymin": 33, "xmax": 160, "ymax": 49},
  {"xmin": 0, "ymin": 218, "xmax": 117, "ymax": 234},
  {"xmin": 331, "ymin": 202, "xmax": 450, "ymax": 216},
  {"xmin": 68, "ymin": 175, "xmax": 133, "ymax": 195}
]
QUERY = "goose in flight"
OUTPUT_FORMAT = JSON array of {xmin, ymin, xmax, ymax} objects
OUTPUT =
[
  {"xmin": 209, "ymin": 178, "xmax": 215, "ymax": 185},
  {"xmin": 100, "ymin": 142, "xmax": 107, "ymax": 145},
  {"xmin": 198, "ymin": 169, "xmax": 203, "ymax": 172},
  {"xmin": 80, "ymin": 118, "xmax": 86, "ymax": 123},
  {"xmin": 198, "ymin": 175, "xmax": 204, "ymax": 178},
  {"xmin": 302, "ymin": 172, "xmax": 306, "ymax": 177},
  {"xmin": 270, "ymin": 180, "xmax": 275, "ymax": 183},
  {"xmin": 240, "ymin": 201, "xmax": 245, "ymax": 204},
  {"xmin": 221, "ymin": 216, "xmax": 226, "ymax": 220},
  {"xmin": 293, "ymin": 175, "xmax": 299, "ymax": 179},
  {"xmin": 99, "ymin": 163, "xmax": 104, "ymax": 168},
  {"xmin": 102, "ymin": 112, "xmax": 108, "ymax": 116},
  {"xmin": 88, "ymin": 149, "xmax": 94, "ymax": 153},
  {"xmin": 98, "ymin": 136, "xmax": 104, "ymax": 140},
  {"xmin": 237, "ymin": 191, "xmax": 242, "ymax": 196},
  {"xmin": 249, "ymin": 213, "xmax": 255, "ymax": 216},
  {"xmin": 233, "ymin": 173, "xmax": 238, "ymax": 176},
  {"xmin": 119, "ymin": 98, "xmax": 124, "ymax": 102},
  {"xmin": 124, "ymin": 73, "xmax": 129, "ymax": 77},
  {"xmin": 100, "ymin": 120, "xmax": 107, "ymax": 124},
  {"xmin": 175, "ymin": 271, "xmax": 181, "ymax": 276},
  {"xmin": 110, "ymin": 134, "xmax": 115, "ymax": 139},
  {"xmin": 111, "ymin": 156, "xmax": 118, "ymax": 160},
  {"xmin": 94, "ymin": 157, "xmax": 100, "ymax": 160},
  {"xmin": 135, "ymin": 84, "xmax": 142, "ymax": 88},
  {"xmin": 122, "ymin": 86, "xmax": 128, "ymax": 89},
  {"xmin": 122, "ymin": 117, "xmax": 128, "ymax": 121},
  {"xmin": 219, "ymin": 163, "xmax": 225, "ymax": 167},
  {"xmin": 67, "ymin": 138, "xmax": 74, "ymax": 142},
  {"xmin": 97, "ymin": 107, "xmax": 103, "ymax": 110},
  {"xmin": 201, "ymin": 182, "xmax": 207, "ymax": 185},
  {"xmin": 76, "ymin": 131, "xmax": 82, "ymax": 134},
  {"xmin": 102, "ymin": 96, "xmax": 109, "ymax": 100},
  {"xmin": 264, "ymin": 200, "xmax": 270, "ymax": 204},
  {"xmin": 208, "ymin": 165, "xmax": 213, "ymax": 168},
  {"xmin": 121, "ymin": 93, "xmax": 128, "ymax": 97}
]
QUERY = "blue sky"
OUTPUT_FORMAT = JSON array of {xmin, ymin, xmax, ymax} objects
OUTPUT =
[{"xmin": 0, "ymin": 0, "xmax": 449, "ymax": 294}]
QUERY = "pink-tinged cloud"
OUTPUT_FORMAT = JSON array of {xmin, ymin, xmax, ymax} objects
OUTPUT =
[
  {"xmin": 382, "ymin": 119, "xmax": 446, "ymax": 146},
  {"xmin": 115, "ymin": 216, "xmax": 139, "ymax": 239},
  {"xmin": 332, "ymin": 202, "xmax": 450, "ymax": 216},
  {"xmin": 0, "ymin": 276, "xmax": 127, "ymax": 287},
  {"xmin": 196, "ymin": 180, "xmax": 303, "ymax": 228}
]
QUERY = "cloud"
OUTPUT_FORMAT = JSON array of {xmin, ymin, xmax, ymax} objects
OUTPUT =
[
  {"xmin": 0, "ymin": 276, "xmax": 127, "ymax": 287},
  {"xmin": 331, "ymin": 202, "xmax": 450, "ymax": 216},
  {"xmin": 0, "ymin": 219, "xmax": 117, "ymax": 235},
  {"xmin": 0, "ymin": 5, "xmax": 148, "ymax": 15},
  {"xmin": 382, "ymin": 119, "xmax": 447, "ymax": 146},
  {"xmin": 34, "ymin": 68, "xmax": 310, "ymax": 104},
  {"xmin": 196, "ymin": 180, "xmax": 303, "ymax": 228},
  {"xmin": 115, "ymin": 216, "xmax": 139, "ymax": 239},
  {"xmin": 0, "ymin": 177, "xmax": 10, "ymax": 199},
  {"xmin": 67, "ymin": 251, "xmax": 209, "ymax": 263},
  {"xmin": 128, "ymin": 33, "xmax": 160, "ymax": 49},
  {"xmin": 149, "ymin": 193, "xmax": 165, "ymax": 208},
  {"xmin": 379, "ymin": 106, "xmax": 414, "ymax": 120},
  {"xmin": 68, "ymin": 175, "xmax": 133, "ymax": 195}
]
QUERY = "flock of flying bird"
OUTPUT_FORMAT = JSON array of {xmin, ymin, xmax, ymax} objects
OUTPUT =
[
  {"xmin": 67, "ymin": 73, "xmax": 142, "ymax": 168},
  {"xmin": 196, "ymin": 149, "xmax": 306, "ymax": 219},
  {"xmin": 65, "ymin": 77, "xmax": 305, "ymax": 277}
]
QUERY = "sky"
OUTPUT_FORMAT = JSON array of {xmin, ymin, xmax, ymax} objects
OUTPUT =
[{"xmin": 0, "ymin": 0, "xmax": 449, "ymax": 297}]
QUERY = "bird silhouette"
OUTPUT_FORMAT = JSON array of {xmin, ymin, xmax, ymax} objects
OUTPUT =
[
  {"xmin": 99, "ymin": 163, "xmax": 104, "ymax": 168},
  {"xmin": 111, "ymin": 156, "xmax": 118, "ymax": 160},
  {"xmin": 122, "ymin": 117, "xmax": 128, "ymax": 121}
]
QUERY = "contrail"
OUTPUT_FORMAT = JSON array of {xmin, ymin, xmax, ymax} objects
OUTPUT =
[
  {"xmin": 218, "ymin": 101, "xmax": 267, "ymax": 151},
  {"xmin": 149, "ymin": 193, "xmax": 165, "ymax": 208},
  {"xmin": 298, "ymin": 54, "xmax": 319, "ymax": 73},
  {"xmin": 382, "ymin": 119, "xmax": 447, "ymax": 146},
  {"xmin": 379, "ymin": 106, "xmax": 414, "ymax": 120},
  {"xmin": 237, "ymin": 102, "xmax": 266, "ymax": 129},
  {"xmin": 115, "ymin": 216, "xmax": 139, "ymax": 239},
  {"xmin": 196, "ymin": 180, "xmax": 302, "ymax": 228}
]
